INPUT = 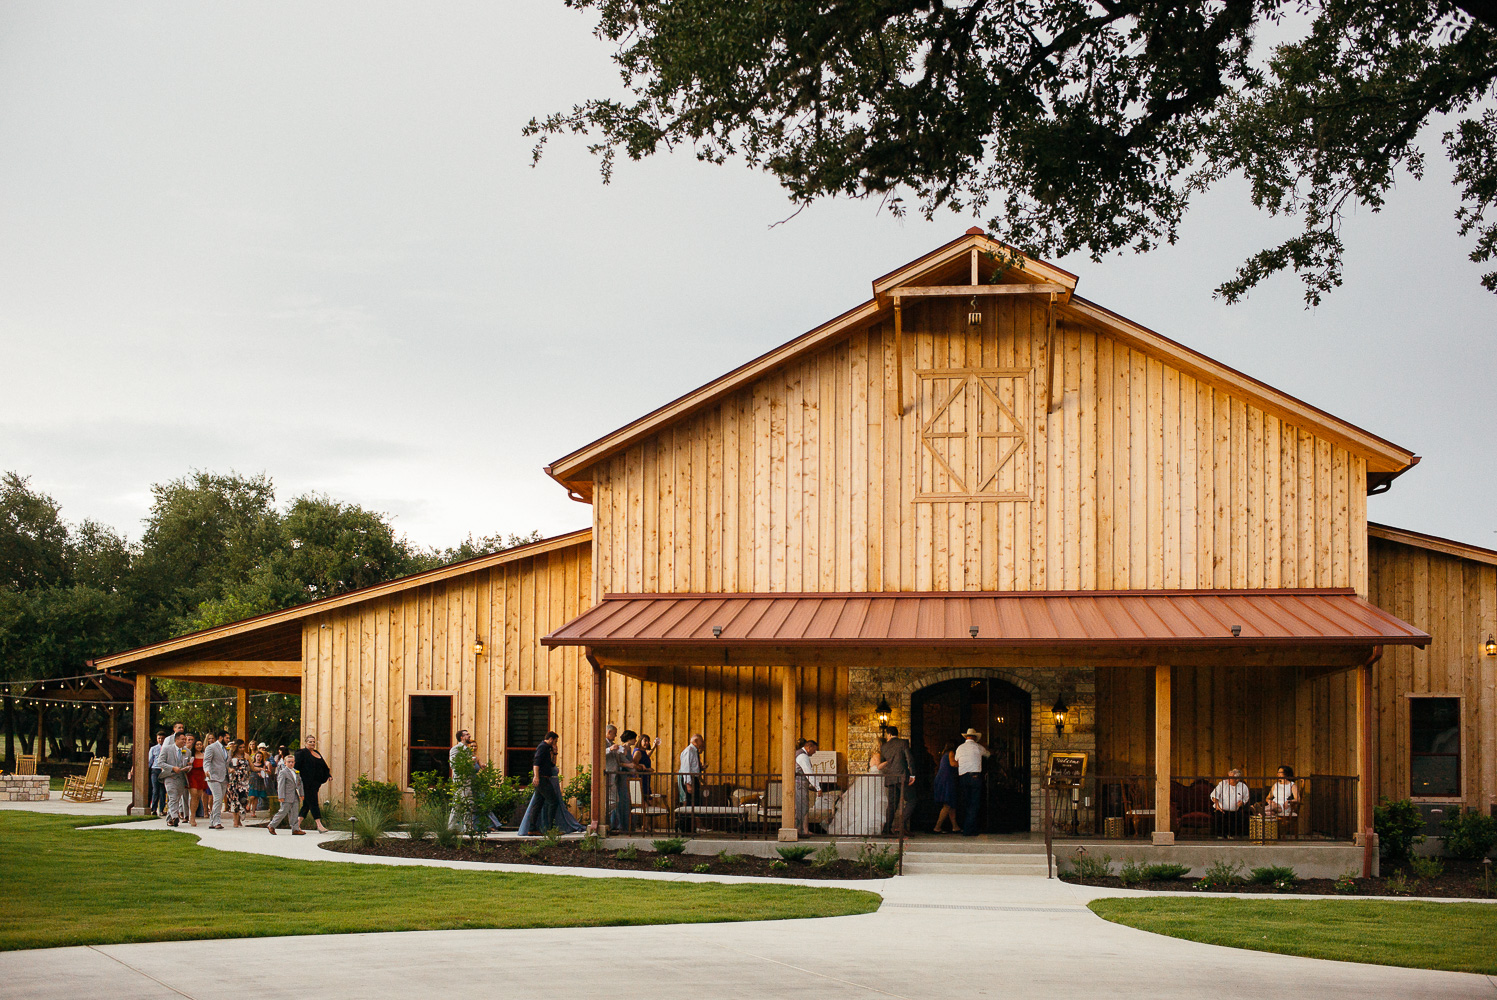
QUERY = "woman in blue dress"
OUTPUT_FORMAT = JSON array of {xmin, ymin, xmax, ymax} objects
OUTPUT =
[
  {"xmin": 932, "ymin": 740, "xmax": 961, "ymax": 833},
  {"xmin": 516, "ymin": 737, "xmax": 585, "ymax": 836}
]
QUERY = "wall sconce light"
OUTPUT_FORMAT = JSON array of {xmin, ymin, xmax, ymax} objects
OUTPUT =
[
  {"xmin": 969, "ymin": 625, "xmax": 979, "ymax": 638},
  {"xmin": 712, "ymin": 625, "xmax": 723, "ymax": 638},
  {"xmin": 1230, "ymin": 624, "xmax": 1242, "ymax": 638},
  {"xmin": 967, "ymin": 296, "xmax": 982, "ymax": 327},
  {"xmin": 1052, "ymin": 695, "xmax": 1068, "ymax": 737},
  {"xmin": 876, "ymin": 696, "xmax": 891, "ymax": 734},
  {"xmin": 472, "ymin": 637, "xmax": 485, "ymax": 655},
  {"xmin": 1486, "ymin": 634, "xmax": 1496, "ymax": 657}
]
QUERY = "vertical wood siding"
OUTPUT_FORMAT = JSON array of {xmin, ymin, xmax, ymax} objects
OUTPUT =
[
  {"xmin": 1368, "ymin": 537, "xmax": 1497, "ymax": 811},
  {"xmin": 590, "ymin": 298, "xmax": 1369, "ymax": 597}
]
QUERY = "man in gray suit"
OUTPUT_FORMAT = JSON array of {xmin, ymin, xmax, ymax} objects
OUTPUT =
[
  {"xmin": 203, "ymin": 730, "xmax": 229, "ymax": 829},
  {"xmin": 158, "ymin": 731, "xmax": 191, "ymax": 827},
  {"xmin": 267, "ymin": 752, "xmax": 304, "ymax": 835},
  {"xmin": 878, "ymin": 726, "xmax": 918, "ymax": 836}
]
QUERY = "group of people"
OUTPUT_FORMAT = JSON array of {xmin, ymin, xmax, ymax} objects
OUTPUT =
[
  {"xmin": 1208, "ymin": 766, "xmax": 1300, "ymax": 836},
  {"xmin": 135, "ymin": 724, "xmax": 332, "ymax": 835}
]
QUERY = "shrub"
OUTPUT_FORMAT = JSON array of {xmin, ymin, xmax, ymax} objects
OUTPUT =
[
  {"xmin": 692, "ymin": 862, "xmax": 711, "ymax": 874},
  {"xmin": 1117, "ymin": 858, "xmax": 1147, "ymax": 887},
  {"xmin": 653, "ymin": 855, "xmax": 675, "ymax": 870},
  {"xmin": 1065, "ymin": 851, "xmax": 1112, "ymax": 881},
  {"xmin": 1248, "ymin": 865, "xmax": 1298, "ymax": 886},
  {"xmin": 716, "ymin": 850, "xmax": 744, "ymax": 865},
  {"xmin": 1384, "ymin": 871, "xmax": 1415, "ymax": 895},
  {"xmin": 563, "ymin": 765, "xmax": 591, "ymax": 811},
  {"xmin": 811, "ymin": 840, "xmax": 841, "ymax": 869},
  {"xmin": 409, "ymin": 770, "xmax": 451, "ymax": 810},
  {"xmin": 319, "ymin": 798, "xmax": 356, "ymax": 833},
  {"xmin": 538, "ymin": 826, "xmax": 562, "ymax": 850},
  {"xmin": 776, "ymin": 845, "xmax": 816, "ymax": 863},
  {"xmin": 1374, "ymin": 797, "xmax": 1426, "ymax": 866},
  {"xmin": 856, "ymin": 842, "xmax": 899, "ymax": 877},
  {"xmin": 652, "ymin": 837, "xmax": 687, "ymax": 855},
  {"xmin": 1196, "ymin": 859, "xmax": 1245, "ymax": 890},
  {"xmin": 579, "ymin": 830, "xmax": 603, "ymax": 852},
  {"xmin": 403, "ymin": 807, "xmax": 434, "ymax": 843},
  {"xmin": 347, "ymin": 799, "xmax": 399, "ymax": 848},
  {"xmin": 424, "ymin": 802, "xmax": 462, "ymax": 848},
  {"xmin": 1142, "ymin": 863, "xmax": 1191, "ymax": 881},
  {"xmin": 352, "ymin": 775, "xmax": 403, "ymax": 815},
  {"xmin": 768, "ymin": 859, "xmax": 790, "ymax": 872},
  {"xmin": 1409, "ymin": 855, "xmax": 1444, "ymax": 879},
  {"xmin": 615, "ymin": 844, "xmax": 639, "ymax": 861},
  {"xmin": 518, "ymin": 842, "xmax": 542, "ymax": 859},
  {"xmin": 1441, "ymin": 807, "xmax": 1497, "ymax": 860},
  {"xmin": 1334, "ymin": 868, "xmax": 1358, "ymax": 894}
]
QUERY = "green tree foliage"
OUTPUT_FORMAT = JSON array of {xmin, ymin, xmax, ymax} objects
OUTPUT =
[{"xmin": 531, "ymin": 1, "xmax": 1497, "ymax": 303}]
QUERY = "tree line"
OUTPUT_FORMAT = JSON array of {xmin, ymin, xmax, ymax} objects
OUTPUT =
[{"xmin": 0, "ymin": 470, "xmax": 537, "ymax": 765}]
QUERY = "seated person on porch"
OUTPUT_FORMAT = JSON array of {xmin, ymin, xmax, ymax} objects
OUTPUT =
[
  {"xmin": 1210, "ymin": 768, "xmax": 1251, "ymax": 836},
  {"xmin": 1264, "ymin": 765, "xmax": 1299, "ymax": 818}
]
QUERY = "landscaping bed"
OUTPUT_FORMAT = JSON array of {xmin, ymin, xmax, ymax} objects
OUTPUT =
[
  {"xmin": 322, "ymin": 837, "xmax": 894, "ymax": 880},
  {"xmin": 1061, "ymin": 857, "xmax": 1495, "ymax": 897}
]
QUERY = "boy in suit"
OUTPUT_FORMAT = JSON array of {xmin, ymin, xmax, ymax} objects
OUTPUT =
[{"xmin": 267, "ymin": 752, "xmax": 305, "ymax": 835}]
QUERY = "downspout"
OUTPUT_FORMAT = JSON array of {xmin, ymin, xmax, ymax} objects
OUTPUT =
[{"xmin": 1360, "ymin": 644, "xmax": 1384, "ymax": 879}]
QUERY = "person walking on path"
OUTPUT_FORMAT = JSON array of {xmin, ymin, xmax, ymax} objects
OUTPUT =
[
  {"xmin": 955, "ymin": 729, "xmax": 990, "ymax": 837},
  {"xmin": 158, "ymin": 731, "xmax": 191, "ymax": 827},
  {"xmin": 266, "ymin": 752, "xmax": 305, "ymax": 835},
  {"xmin": 186, "ymin": 736, "xmax": 207, "ymax": 826},
  {"xmin": 294, "ymin": 734, "xmax": 332, "ymax": 833},
  {"xmin": 203, "ymin": 731, "xmax": 229, "ymax": 829},
  {"xmin": 878, "ymin": 727, "xmax": 917, "ymax": 836},
  {"xmin": 131, "ymin": 732, "xmax": 166, "ymax": 817}
]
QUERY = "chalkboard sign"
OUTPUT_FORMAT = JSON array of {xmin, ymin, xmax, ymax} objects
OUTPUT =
[{"xmin": 1047, "ymin": 752, "xmax": 1087, "ymax": 786}]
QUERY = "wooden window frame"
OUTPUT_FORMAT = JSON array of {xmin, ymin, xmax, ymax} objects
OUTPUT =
[
  {"xmin": 502, "ymin": 693, "xmax": 554, "ymax": 783},
  {"xmin": 405, "ymin": 691, "xmax": 456, "ymax": 791},
  {"xmin": 1405, "ymin": 693, "xmax": 1463, "ymax": 802},
  {"xmin": 914, "ymin": 367, "xmax": 1033, "ymax": 502}
]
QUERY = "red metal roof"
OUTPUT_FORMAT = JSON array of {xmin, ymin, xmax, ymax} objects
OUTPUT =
[{"xmin": 542, "ymin": 589, "xmax": 1428, "ymax": 648}]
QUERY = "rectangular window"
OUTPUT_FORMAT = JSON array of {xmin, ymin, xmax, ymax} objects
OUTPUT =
[
  {"xmin": 505, "ymin": 696, "xmax": 550, "ymax": 785},
  {"xmin": 407, "ymin": 695, "xmax": 453, "ymax": 787},
  {"xmin": 1410, "ymin": 697, "xmax": 1460, "ymax": 798}
]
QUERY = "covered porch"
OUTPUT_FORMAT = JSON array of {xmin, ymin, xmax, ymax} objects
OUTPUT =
[{"xmin": 544, "ymin": 588, "xmax": 1428, "ymax": 876}]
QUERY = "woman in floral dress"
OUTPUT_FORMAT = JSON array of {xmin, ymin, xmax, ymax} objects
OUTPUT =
[{"xmin": 226, "ymin": 740, "xmax": 252, "ymax": 827}]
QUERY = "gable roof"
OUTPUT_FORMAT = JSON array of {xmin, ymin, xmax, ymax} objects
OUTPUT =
[
  {"xmin": 545, "ymin": 232, "xmax": 1417, "ymax": 499},
  {"xmin": 93, "ymin": 528, "xmax": 592, "ymax": 671},
  {"xmin": 1369, "ymin": 522, "xmax": 1497, "ymax": 568}
]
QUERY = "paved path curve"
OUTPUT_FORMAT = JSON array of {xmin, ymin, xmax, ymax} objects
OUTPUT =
[{"xmin": 2, "ymin": 803, "xmax": 1493, "ymax": 999}]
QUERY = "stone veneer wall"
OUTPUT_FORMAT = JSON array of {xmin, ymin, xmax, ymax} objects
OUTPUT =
[
  {"xmin": 848, "ymin": 665, "xmax": 1096, "ymax": 831},
  {"xmin": 0, "ymin": 774, "xmax": 50, "ymax": 801}
]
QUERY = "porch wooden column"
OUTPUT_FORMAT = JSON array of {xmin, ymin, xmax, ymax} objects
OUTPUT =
[
  {"xmin": 36, "ymin": 703, "xmax": 44, "ymax": 762},
  {"xmin": 235, "ymin": 687, "xmax": 249, "ymax": 740},
  {"xmin": 778, "ymin": 665, "xmax": 799, "ymax": 841},
  {"xmin": 1357, "ymin": 653, "xmax": 1376, "ymax": 877},
  {"xmin": 106, "ymin": 706, "xmax": 117, "ymax": 763},
  {"xmin": 1152, "ymin": 664, "xmax": 1173, "ymax": 845},
  {"xmin": 588, "ymin": 652, "xmax": 606, "ymax": 833},
  {"xmin": 132, "ymin": 675, "xmax": 149, "ymax": 811}
]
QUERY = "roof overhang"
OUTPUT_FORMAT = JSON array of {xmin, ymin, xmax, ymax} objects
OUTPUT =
[
  {"xmin": 545, "ymin": 590, "xmax": 1428, "ymax": 667},
  {"xmin": 1369, "ymin": 521, "xmax": 1497, "ymax": 567}
]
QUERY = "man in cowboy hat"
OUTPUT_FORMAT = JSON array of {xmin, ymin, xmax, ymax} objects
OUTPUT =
[{"xmin": 954, "ymin": 728, "xmax": 991, "ymax": 837}]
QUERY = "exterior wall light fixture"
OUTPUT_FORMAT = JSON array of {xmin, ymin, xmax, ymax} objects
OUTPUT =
[
  {"xmin": 1052, "ymin": 695, "xmax": 1068, "ymax": 736},
  {"xmin": 1486, "ymin": 634, "xmax": 1496, "ymax": 657},
  {"xmin": 473, "ymin": 637, "xmax": 485, "ymax": 655},
  {"xmin": 876, "ymin": 696, "xmax": 892, "ymax": 734}
]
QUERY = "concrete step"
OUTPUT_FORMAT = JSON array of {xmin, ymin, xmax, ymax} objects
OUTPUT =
[
  {"xmin": 901, "ymin": 839, "xmax": 1049, "ymax": 855},
  {"xmin": 900, "ymin": 860, "xmax": 1052, "ymax": 876},
  {"xmin": 901, "ymin": 850, "xmax": 1049, "ymax": 866}
]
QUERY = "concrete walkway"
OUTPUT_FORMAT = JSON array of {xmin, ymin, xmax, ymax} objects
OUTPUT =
[{"xmin": 2, "ymin": 805, "xmax": 1494, "ymax": 998}]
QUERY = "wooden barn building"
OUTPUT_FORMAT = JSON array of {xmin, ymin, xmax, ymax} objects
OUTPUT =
[{"xmin": 99, "ymin": 232, "xmax": 1496, "ymax": 871}]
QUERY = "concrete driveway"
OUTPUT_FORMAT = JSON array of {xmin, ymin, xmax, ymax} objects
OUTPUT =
[{"xmin": 1, "ymin": 805, "xmax": 1492, "ymax": 999}]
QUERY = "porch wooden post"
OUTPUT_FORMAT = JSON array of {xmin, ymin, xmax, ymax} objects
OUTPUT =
[
  {"xmin": 1357, "ymin": 652, "xmax": 1377, "ymax": 877},
  {"xmin": 36, "ymin": 703, "xmax": 45, "ymax": 762},
  {"xmin": 587, "ymin": 652, "xmax": 606, "ymax": 833},
  {"xmin": 106, "ymin": 706, "xmax": 117, "ymax": 763},
  {"xmin": 235, "ymin": 687, "xmax": 249, "ymax": 740},
  {"xmin": 1152, "ymin": 664, "xmax": 1174, "ymax": 845},
  {"xmin": 778, "ymin": 665, "xmax": 799, "ymax": 841},
  {"xmin": 132, "ymin": 675, "xmax": 149, "ymax": 811}
]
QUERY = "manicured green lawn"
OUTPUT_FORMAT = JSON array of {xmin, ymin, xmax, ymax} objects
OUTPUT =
[
  {"xmin": 1090, "ymin": 897, "xmax": 1497, "ymax": 976},
  {"xmin": 0, "ymin": 813, "xmax": 880, "ymax": 951}
]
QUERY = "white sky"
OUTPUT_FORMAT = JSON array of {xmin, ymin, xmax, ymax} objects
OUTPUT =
[{"xmin": 1, "ymin": 2, "xmax": 1493, "ymax": 555}]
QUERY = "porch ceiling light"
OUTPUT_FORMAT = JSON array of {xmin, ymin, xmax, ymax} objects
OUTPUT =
[
  {"xmin": 1486, "ymin": 634, "xmax": 1496, "ymax": 656},
  {"xmin": 712, "ymin": 625, "xmax": 723, "ymax": 638},
  {"xmin": 969, "ymin": 625, "xmax": 979, "ymax": 638},
  {"xmin": 1052, "ymin": 695, "xmax": 1068, "ymax": 736}
]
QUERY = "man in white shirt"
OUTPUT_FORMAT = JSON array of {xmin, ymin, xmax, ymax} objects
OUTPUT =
[
  {"xmin": 794, "ymin": 739, "xmax": 822, "ymax": 835},
  {"xmin": 1211, "ymin": 768, "xmax": 1252, "ymax": 837},
  {"xmin": 676, "ymin": 733, "xmax": 704, "ymax": 833},
  {"xmin": 955, "ymin": 728, "xmax": 990, "ymax": 837}
]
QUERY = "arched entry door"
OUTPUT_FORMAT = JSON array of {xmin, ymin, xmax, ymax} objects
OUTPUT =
[{"xmin": 910, "ymin": 677, "xmax": 1031, "ymax": 833}]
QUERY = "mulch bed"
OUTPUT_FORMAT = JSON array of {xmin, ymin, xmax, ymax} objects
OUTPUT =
[
  {"xmin": 1062, "ymin": 858, "xmax": 1495, "ymax": 897},
  {"xmin": 322, "ymin": 838, "xmax": 889, "ymax": 880}
]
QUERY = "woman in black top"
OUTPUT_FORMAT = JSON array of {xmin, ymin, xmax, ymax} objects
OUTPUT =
[{"xmin": 294, "ymin": 733, "xmax": 332, "ymax": 833}]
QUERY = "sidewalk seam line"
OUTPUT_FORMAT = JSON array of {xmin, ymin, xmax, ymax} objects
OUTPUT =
[{"xmin": 87, "ymin": 945, "xmax": 197, "ymax": 1000}]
